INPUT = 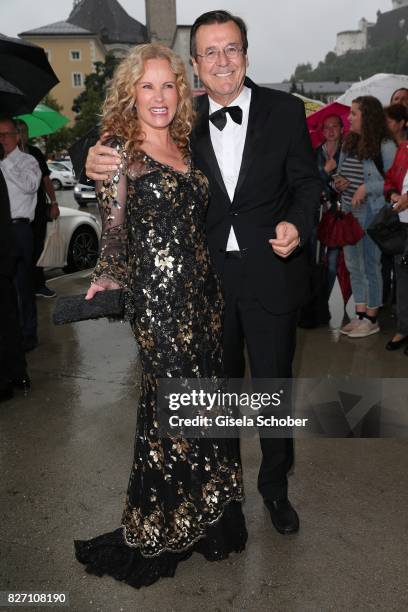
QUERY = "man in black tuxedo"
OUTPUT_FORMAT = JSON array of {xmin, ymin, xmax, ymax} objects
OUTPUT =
[
  {"xmin": 190, "ymin": 11, "xmax": 321, "ymax": 534},
  {"xmin": 83, "ymin": 10, "xmax": 321, "ymax": 534}
]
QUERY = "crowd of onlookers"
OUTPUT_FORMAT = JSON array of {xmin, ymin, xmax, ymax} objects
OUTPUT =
[{"xmin": 313, "ymin": 88, "xmax": 408, "ymax": 352}]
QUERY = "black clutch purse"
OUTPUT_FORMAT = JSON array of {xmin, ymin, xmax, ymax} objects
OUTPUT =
[
  {"xmin": 53, "ymin": 289, "xmax": 125, "ymax": 325},
  {"xmin": 366, "ymin": 205, "xmax": 407, "ymax": 255}
]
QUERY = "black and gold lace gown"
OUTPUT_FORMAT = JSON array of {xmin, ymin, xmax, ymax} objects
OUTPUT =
[{"xmin": 74, "ymin": 148, "xmax": 247, "ymax": 588}]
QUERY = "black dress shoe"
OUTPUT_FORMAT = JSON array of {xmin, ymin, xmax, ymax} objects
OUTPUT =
[
  {"xmin": 11, "ymin": 373, "xmax": 31, "ymax": 394},
  {"xmin": 0, "ymin": 385, "xmax": 14, "ymax": 403},
  {"xmin": 264, "ymin": 498, "xmax": 299, "ymax": 534},
  {"xmin": 385, "ymin": 336, "xmax": 408, "ymax": 351}
]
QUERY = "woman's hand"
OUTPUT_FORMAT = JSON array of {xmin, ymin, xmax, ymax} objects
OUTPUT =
[
  {"xmin": 85, "ymin": 278, "xmax": 121, "ymax": 300},
  {"xmin": 351, "ymin": 184, "xmax": 366, "ymax": 208},
  {"xmin": 333, "ymin": 176, "xmax": 350, "ymax": 192},
  {"xmin": 392, "ymin": 192, "xmax": 408, "ymax": 212}
]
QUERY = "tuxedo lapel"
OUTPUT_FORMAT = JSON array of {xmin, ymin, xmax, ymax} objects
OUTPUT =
[
  {"xmin": 193, "ymin": 95, "xmax": 229, "ymax": 199},
  {"xmin": 234, "ymin": 78, "xmax": 269, "ymax": 199}
]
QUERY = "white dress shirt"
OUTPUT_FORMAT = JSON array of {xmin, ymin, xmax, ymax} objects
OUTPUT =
[
  {"xmin": 209, "ymin": 86, "xmax": 251, "ymax": 251},
  {"xmin": 0, "ymin": 146, "xmax": 41, "ymax": 221}
]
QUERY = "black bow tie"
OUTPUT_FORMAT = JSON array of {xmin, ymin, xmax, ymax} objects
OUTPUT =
[{"xmin": 209, "ymin": 105, "xmax": 243, "ymax": 130}]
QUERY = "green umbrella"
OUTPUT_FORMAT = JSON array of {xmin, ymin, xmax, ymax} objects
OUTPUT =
[{"xmin": 15, "ymin": 103, "xmax": 69, "ymax": 138}]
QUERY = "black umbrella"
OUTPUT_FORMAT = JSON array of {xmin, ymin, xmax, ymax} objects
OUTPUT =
[
  {"xmin": 0, "ymin": 34, "xmax": 59, "ymax": 114},
  {"xmin": 0, "ymin": 75, "xmax": 27, "ymax": 115}
]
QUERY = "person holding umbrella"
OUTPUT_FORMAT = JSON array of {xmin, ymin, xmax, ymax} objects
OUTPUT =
[
  {"xmin": 390, "ymin": 88, "xmax": 408, "ymax": 108},
  {"xmin": 315, "ymin": 114, "xmax": 344, "ymax": 297}
]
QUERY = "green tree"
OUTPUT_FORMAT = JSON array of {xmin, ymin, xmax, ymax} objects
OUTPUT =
[
  {"xmin": 43, "ymin": 126, "xmax": 74, "ymax": 158},
  {"xmin": 72, "ymin": 53, "xmax": 118, "ymax": 138},
  {"xmin": 41, "ymin": 93, "xmax": 63, "ymax": 112},
  {"xmin": 324, "ymin": 52, "xmax": 337, "ymax": 65},
  {"xmin": 292, "ymin": 62, "xmax": 313, "ymax": 81},
  {"xmin": 289, "ymin": 40, "xmax": 408, "ymax": 82},
  {"xmin": 290, "ymin": 79, "xmax": 298, "ymax": 93}
]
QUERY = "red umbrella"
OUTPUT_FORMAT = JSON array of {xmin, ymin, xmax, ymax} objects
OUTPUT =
[
  {"xmin": 317, "ymin": 208, "xmax": 365, "ymax": 248},
  {"xmin": 306, "ymin": 102, "xmax": 351, "ymax": 149},
  {"xmin": 336, "ymin": 249, "xmax": 352, "ymax": 304}
]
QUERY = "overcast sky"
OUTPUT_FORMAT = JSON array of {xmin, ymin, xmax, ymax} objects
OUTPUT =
[{"xmin": 3, "ymin": 0, "xmax": 393, "ymax": 82}]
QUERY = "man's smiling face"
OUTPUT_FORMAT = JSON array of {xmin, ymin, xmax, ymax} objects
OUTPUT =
[{"xmin": 192, "ymin": 20, "xmax": 248, "ymax": 106}]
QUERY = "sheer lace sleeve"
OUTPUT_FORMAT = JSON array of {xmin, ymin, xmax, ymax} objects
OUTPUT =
[{"xmin": 91, "ymin": 143, "xmax": 128, "ymax": 287}]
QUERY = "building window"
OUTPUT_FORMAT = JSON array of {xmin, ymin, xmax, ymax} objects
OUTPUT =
[
  {"xmin": 72, "ymin": 72, "xmax": 83, "ymax": 87},
  {"xmin": 70, "ymin": 50, "xmax": 81, "ymax": 61}
]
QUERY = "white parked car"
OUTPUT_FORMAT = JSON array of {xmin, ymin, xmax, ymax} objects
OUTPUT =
[
  {"xmin": 45, "ymin": 206, "xmax": 101, "ymax": 273},
  {"xmin": 74, "ymin": 182, "xmax": 97, "ymax": 205},
  {"xmin": 48, "ymin": 161, "xmax": 76, "ymax": 190},
  {"xmin": 54, "ymin": 158, "xmax": 73, "ymax": 170},
  {"xmin": 50, "ymin": 159, "xmax": 73, "ymax": 172}
]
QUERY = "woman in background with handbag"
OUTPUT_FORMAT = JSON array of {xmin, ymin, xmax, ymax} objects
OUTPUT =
[
  {"xmin": 315, "ymin": 114, "xmax": 344, "ymax": 298},
  {"xmin": 334, "ymin": 96, "xmax": 396, "ymax": 338},
  {"xmin": 383, "ymin": 124, "xmax": 408, "ymax": 354}
]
